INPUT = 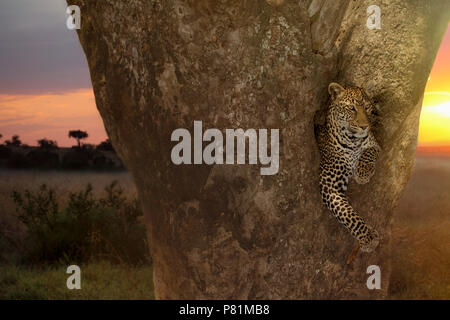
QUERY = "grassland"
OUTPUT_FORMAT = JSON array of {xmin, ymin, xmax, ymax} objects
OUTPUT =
[
  {"xmin": 0, "ymin": 262, "xmax": 154, "ymax": 300},
  {"xmin": 0, "ymin": 170, "xmax": 137, "ymax": 258},
  {"xmin": 388, "ymin": 156, "xmax": 450, "ymax": 299},
  {"xmin": 0, "ymin": 155, "xmax": 449, "ymax": 299}
]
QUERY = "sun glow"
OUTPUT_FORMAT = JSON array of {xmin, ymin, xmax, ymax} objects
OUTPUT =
[
  {"xmin": 419, "ymin": 91, "xmax": 450, "ymax": 146},
  {"xmin": 418, "ymin": 24, "xmax": 450, "ymax": 148},
  {"xmin": 425, "ymin": 101, "xmax": 450, "ymax": 118}
]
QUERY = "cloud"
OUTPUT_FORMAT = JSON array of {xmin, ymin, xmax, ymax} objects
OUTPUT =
[{"xmin": 0, "ymin": 0, "xmax": 91, "ymax": 94}]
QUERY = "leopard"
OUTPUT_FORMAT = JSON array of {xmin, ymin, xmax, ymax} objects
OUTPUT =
[{"xmin": 316, "ymin": 82, "xmax": 381, "ymax": 253}]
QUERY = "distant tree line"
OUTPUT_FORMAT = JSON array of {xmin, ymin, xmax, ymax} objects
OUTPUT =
[{"xmin": 0, "ymin": 131, "xmax": 122, "ymax": 170}]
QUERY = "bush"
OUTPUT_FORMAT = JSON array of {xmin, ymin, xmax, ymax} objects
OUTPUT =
[
  {"xmin": 62, "ymin": 149, "xmax": 90, "ymax": 169},
  {"xmin": 0, "ymin": 145, "xmax": 12, "ymax": 159},
  {"xmin": 12, "ymin": 181, "xmax": 150, "ymax": 265},
  {"xmin": 97, "ymin": 139, "xmax": 115, "ymax": 152},
  {"xmin": 7, "ymin": 152, "xmax": 32, "ymax": 169},
  {"xmin": 27, "ymin": 150, "xmax": 60, "ymax": 169},
  {"xmin": 37, "ymin": 139, "xmax": 58, "ymax": 149},
  {"xmin": 92, "ymin": 154, "xmax": 116, "ymax": 170}
]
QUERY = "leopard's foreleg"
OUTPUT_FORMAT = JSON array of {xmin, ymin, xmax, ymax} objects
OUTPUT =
[
  {"xmin": 319, "ymin": 161, "xmax": 379, "ymax": 252},
  {"xmin": 354, "ymin": 135, "xmax": 380, "ymax": 185}
]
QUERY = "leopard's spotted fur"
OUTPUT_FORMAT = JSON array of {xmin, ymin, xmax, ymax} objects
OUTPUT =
[{"xmin": 317, "ymin": 82, "xmax": 381, "ymax": 252}]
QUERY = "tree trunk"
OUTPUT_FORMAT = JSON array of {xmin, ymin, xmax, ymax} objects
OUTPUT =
[{"xmin": 72, "ymin": 0, "xmax": 449, "ymax": 299}]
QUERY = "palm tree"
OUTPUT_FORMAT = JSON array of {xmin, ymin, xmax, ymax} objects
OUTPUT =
[{"xmin": 68, "ymin": 130, "xmax": 88, "ymax": 148}]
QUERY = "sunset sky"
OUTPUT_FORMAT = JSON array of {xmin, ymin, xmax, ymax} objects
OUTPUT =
[
  {"xmin": 419, "ymin": 24, "xmax": 450, "ymax": 147},
  {"xmin": 0, "ymin": 1, "xmax": 449, "ymax": 147}
]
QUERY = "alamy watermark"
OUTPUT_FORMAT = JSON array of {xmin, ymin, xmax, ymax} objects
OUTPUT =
[
  {"xmin": 66, "ymin": 265, "xmax": 81, "ymax": 290},
  {"xmin": 366, "ymin": 265, "xmax": 381, "ymax": 290},
  {"xmin": 171, "ymin": 121, "xmax": 279, "ymax": 175},
  {"xmin": 366, "ymin": 5, "xmax": 381, "ymax": 30},
  {"xmin": 66, "ymin": 5, "xmax": 81, "ymax": 30}
]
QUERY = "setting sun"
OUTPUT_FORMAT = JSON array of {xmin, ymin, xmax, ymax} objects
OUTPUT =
[{"xmin": 418, "ymin": 25, "xmax": 450, "ymax": 147}]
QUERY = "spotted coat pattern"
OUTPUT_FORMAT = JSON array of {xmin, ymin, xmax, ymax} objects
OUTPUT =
[{"xmin": 317, "ymin": 83, "xmax": 381, "ymax": 252}]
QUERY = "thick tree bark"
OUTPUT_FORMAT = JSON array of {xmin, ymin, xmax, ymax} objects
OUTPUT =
[{"xmin": 72, "ymin": 0, "xmax": 449, "ymax": 299}]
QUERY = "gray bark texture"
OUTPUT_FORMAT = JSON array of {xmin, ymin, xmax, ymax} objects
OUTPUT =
[{"xmin": 71, "ymin": 0, "xmax": 449, "ymax": 299}]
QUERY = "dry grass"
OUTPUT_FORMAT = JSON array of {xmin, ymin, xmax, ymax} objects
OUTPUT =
[
  {"xmin": 0, "ymin": 169, "xmax": 137, "ymax": 257},
  {"xmin": 0, "ymin": 169, "xmax": 136, "ymax": 202},
  {"xmin": 389, "ymin": 156, "xmax": 450, "ymax": 299}
]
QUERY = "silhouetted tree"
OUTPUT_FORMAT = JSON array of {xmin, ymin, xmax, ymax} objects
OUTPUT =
[
  {"xmin": 82, "ymin": 143, "xmax": 95, "ymax": 150},
  {"xmin": 5, "ymin": 135, "xmax": 22, "ymax": 147},
  {"xmin": 97, "ymin": 139, "xmax": 115, "ymax": 152},
  {"xmin": 37, "ymin": 138, "xmax": 58, "ymax": 149},
  {"xmin": 68, "ymin": 130, "xmax": 88, "ymax": 148},
  {"xmin": 81, "ymin": 143, "xmax": 95, "ymax": 158}
]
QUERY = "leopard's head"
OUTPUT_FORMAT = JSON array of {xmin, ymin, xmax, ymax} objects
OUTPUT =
[{"xmin": 328, "ymin": 82, "xmax": 374, "ymax": 138}]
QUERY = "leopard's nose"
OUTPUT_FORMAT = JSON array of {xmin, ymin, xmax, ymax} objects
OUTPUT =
[{"xmin": 360, "ymin": 124, "xmax": 369, "ymax": 130}]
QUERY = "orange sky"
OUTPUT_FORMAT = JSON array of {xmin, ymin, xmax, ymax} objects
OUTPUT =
[
  {"xmin": 0, "ymin": 26, "xmax": 449, "ymax": 148},
  {"xmin": 418, "ymin": 24, "xmax": 450, "ymax": 147},
  {"xmin": 0, "ymin": 89, "xmax": 106, "ymax": 147}
]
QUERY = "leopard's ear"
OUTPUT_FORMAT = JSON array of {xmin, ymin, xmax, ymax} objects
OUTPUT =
[{"xmin": 328, "ymin": 82, "xmax": 345, "ymax": 100}]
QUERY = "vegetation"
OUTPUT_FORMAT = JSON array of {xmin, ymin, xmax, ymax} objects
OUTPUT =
[
  {"xmin": 96, "ymin": 139, "xmax": 115, "ymax": 152},
  {"xmin": 10, "ymin": 181, "xmax": 149, "ymax": 265},
  {"xmin": 4, "ymin": 135, "xmax": 22, "ymax": 147},
  {"xmin": 0, "ymin": 133, "xmax": 123, "ymax": 170},
  {"xmin": 37, "ymin": 139, "xmax": 58, "ymax": 149},
  {"xmin": 388, "ymin": 160, "xmax": 450, "ymax": 299},
  {"xmin": 0, "ymin": 262, "xmax": 154, "ymax": 300},
  {"xmin": 68, "ymin": 130, "xmax": 88, "ymax": 148},
  {"xmin": 0, "ymin": 176, "xmax": 153, "ymax": 300},
  {"xmin": 0, "ymin": 158, "xmax": 449, "ymax": 299}
]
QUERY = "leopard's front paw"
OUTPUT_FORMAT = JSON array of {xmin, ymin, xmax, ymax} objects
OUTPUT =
[
  {"xmin": 354, "ymin": 163, "xmax": 375, "ymax": 185},
  {"xmin": 354, "ymin": 173, "xmax": 370, "ymax": 185},
  {"xmin": 358, "ymin": 226, "xmax": 379, "ymax": 252}
]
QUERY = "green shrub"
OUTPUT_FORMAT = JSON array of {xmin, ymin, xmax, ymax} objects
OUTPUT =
[
  {"xmin": 0, "ymin": 262, "xmax": 154, "ymax": 300},
  {"xmin": 12, "ymin": 181, "xmax": 150, "ymax": 265}
]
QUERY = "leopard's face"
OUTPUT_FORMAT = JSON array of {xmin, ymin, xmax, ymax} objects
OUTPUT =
[{"xmin": 328, "ymin": 83, "xmax": 374, "ymax": 138}]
